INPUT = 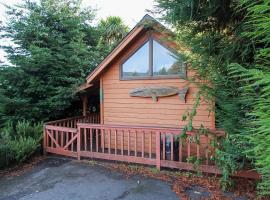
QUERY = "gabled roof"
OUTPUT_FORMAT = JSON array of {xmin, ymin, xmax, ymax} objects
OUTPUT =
[{"xmin": 83, "ymin": 14, "xmax": 172, "ymax": 88}]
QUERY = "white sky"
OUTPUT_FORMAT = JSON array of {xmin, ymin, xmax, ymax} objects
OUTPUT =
[{"xmin": 0, "ymin": 0, "xmax": 157, "ymax": 64}]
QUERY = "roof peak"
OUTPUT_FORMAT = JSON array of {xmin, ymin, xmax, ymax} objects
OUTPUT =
[
  {"xmin": 136, "ymin": 14, "xmax": 169, "ymax": 32},
  {"xmin": 141, "ymin": 14, "xmax": 156, "ymax": 21},
  {"xmin": 83, "ymin": 15, "xmax": 173, "ymax": 86}
]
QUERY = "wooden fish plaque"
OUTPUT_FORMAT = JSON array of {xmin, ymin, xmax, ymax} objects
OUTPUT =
[{"xmin": 129, "ymin": 86, "xmax": 188, "ymax": 102}]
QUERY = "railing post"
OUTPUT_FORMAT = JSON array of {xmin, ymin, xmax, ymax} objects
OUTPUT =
[
  {"xmin": 43, "ymin": 125, "xmax": 47, "ymax": 155},
  {"xmin": 82, "ymin": 95, "xmax": 88, "ymax": 117},
  {"xmin": 156, "ymin": 131, "xmax": 161, "ymax": 170},
  {"xmin": 77, "ymin": 126, "xmax": 81, "ymax": 160}
]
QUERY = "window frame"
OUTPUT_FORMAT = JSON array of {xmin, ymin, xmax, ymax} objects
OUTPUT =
[{"xmin": 120, "ymin": 34, "xmax": 186, "ymax": 80}]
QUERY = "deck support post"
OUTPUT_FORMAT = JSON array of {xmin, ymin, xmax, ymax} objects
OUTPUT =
[
  {"xmin": 43, "ymin": 126, "xmax": 47, "ymax": 155},
  {"xmin": 77, "ymin": 127, "xmax": 81, "ymax": 160},
  {"xmin": 82, "ymin": 95, "xmax": 88, "ymax": 117},
  {"xmin": 156, "ymin": 131, "xmax": 161, "ymax": 170}
]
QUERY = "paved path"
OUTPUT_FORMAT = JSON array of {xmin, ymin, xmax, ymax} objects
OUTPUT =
[{"xmin": 0, "ymin": 157, "xmax": 178, "ymax": 200}]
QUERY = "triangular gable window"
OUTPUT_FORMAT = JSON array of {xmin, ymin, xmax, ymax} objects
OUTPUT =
[
  {"xmin": 122, "ymin": 41, "xmax": 149, "ymax": 77},
  {"xmin": 153, "ymin": 40, "xmax": 183, "ymax": 76},
  {"xmin": 121, "ymin": 37, "xmax": 185, "ymax": 79}
]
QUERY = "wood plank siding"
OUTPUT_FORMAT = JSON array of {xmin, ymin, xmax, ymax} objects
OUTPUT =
[{"xmin": 101, "ymin": 31, "xmax": 214, "ymax": 129}]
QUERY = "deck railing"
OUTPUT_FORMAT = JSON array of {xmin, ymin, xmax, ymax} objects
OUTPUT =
[
  {"xmin": 45, "ymin": 114, "xmax": 100, "ymax": 128},
  {"xmin": 43, "ymin": 117, "xmax": 259, "ymax": 179},
  {"xmin": 77, "ymin": 123, "xmax": 222, "ymax": 174}
]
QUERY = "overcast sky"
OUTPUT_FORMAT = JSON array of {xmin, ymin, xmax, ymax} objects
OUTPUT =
[{"xmin": 0, "ymin": 0, "xmax": 157, "ymax": 64}]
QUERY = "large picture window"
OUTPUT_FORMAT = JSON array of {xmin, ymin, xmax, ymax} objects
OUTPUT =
[{"xmin": 121, "ymin": 37, "xmax": 185, "ymax": 79}]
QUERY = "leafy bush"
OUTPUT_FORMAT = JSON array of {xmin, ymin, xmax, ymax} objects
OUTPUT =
[{"xmin": 0, "ymin": 121, "xmax": 42, "ymax": 169}]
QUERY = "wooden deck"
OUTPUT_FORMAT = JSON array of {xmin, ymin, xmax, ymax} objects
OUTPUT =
[{"xmin": 44, "ymin": 115, "xmax": 259, "ymax": 179}]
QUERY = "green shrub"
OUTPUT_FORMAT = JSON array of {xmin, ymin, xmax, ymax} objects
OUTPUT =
[
  {"xmin": 0, "ymin": 140, "xmax": 12, "ymax": 168},
  {"xmin": 0, "ymin": 121, "xmax": 42, "ymax": 169},
  {"xmin": 15, "ymin": 120, "xmax": 43, "ymax": 141},
  {"xmin": 9, "ymin": 137, "xmax": 38, "ymax": 163}
]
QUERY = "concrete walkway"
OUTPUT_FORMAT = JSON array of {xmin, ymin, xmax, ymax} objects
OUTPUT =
[{"xmin": 0, "ymin": 157, "xmax": 179, "ymax": 200}]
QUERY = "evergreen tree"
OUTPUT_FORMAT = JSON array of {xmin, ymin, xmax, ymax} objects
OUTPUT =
[
  {"xmin": 228, "ymin": 0, "xmax": 270, "ymax": 195},
  {"xmin": 0, "ymin": 0, "xmax": 101, "ymax": 124},
  {"xmin": 155, "ymin": 0, "xmax": 270, "ymax": 195}
]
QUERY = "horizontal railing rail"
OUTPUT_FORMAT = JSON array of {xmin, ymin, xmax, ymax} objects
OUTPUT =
[{"xmin": 45, "ymin": 114, "xmax": 100, "ymax": 128}]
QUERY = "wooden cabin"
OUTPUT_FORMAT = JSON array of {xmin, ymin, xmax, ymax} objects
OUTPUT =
[
  {"xmin": 44, "ymin": 15, "xmax": 222, "ymax": 175},
  {"xmin": 79, "ymin": 15, "xmax": 215, "ymax": 130},
  {"xmin": 43, "ymin": 15, "xmax": 260, "ymax": 179}
]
